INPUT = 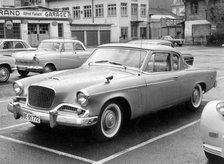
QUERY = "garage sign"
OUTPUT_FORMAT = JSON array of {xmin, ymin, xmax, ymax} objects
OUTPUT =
[{"xmin": 0, "ymin": 9, "xmax": 69, "ymax": 19}]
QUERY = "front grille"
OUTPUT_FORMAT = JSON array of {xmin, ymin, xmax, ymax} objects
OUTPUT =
[{"xmin": 28, "ymin": 86, "xmax": 55, "ymax": 109}]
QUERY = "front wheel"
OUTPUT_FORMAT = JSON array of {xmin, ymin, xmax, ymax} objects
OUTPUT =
[
  {"xmin": 186, "ymin": 84, "xmax": 203, "ymax": 111},
  {"xmin": 93, "ymin": 101, "xmax": 123, "ymax": 141},
  {"xmin": 0, "ymin": 66, "xmax": 10, "ymax": 82}
]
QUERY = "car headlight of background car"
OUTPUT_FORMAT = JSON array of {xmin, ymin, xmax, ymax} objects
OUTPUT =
[
  {"xmin": 13, "ymin": 81, "xmax": 24, "ymax": 95},
  {"xmin": 77, "ymin": 92, "xmax": 89, "ymax": 107},
  {"xmin": 216, "ymin": 101, "xmax": 224, "ymax": 116}
]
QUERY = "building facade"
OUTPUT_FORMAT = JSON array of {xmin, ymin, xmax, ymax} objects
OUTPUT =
[
  {"xmin": 44, "ymin": 0, "xmax": 149, "ymax": 46},
  {"xmin": 184, "ymin": 0, "xmax": 212, "ymax": 45},
  {"xmin": 171, "ymin": 0, "xmax": 185, "ymax": 17}
]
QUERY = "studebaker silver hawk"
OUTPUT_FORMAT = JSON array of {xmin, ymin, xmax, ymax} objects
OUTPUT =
[
  {"xmin": 14, "ymin": 39, "xmax": 91, "ymax": 76},
  {"xmin": 8, "ymin": 43, "xmax": 217, "ymax": 141}
]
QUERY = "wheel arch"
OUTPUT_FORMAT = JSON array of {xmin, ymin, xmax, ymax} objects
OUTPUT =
[
  {"xmin": 198, "ymin": 82, "xmax": 206, "ymax": 92},
  {"xmin": 44, "ymin": 63, "xmax": 57, "ymax": 71},
  {"xmin": 0, "ymin": 63, "xmax": 12, "ymax": 73},
  {"xmin": 102, "ymin": 97, "xmax": 132, "ymax": 122}
]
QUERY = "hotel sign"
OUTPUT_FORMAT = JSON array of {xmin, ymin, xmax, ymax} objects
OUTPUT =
[{"xmin": 0, "ymin": 9, "xmax": 69, "ymax": 19}]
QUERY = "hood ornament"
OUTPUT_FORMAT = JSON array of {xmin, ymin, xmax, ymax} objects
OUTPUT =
[{"xmin": 105, "ymin": 74, "xmax": 113, "ymax": 84}]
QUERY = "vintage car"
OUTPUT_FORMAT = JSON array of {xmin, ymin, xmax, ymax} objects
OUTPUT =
[
  {"xmin": 128, "ymin": 39, "xmax": 194, "ymax": 65},
  {"xmin": 161, "ymin": 35, "xmax": 184, "ymax": 47},
  {"xmin": 8, "ymin": 43, "xmax": 217, "ymax": 141},
  {"xmin": 200, "ymin": 100, "xmax": 224, "ymax": 162},
  {"xmin": 0, "ymin": 55, "xmax": 16, "ymax": 82},
  {"xmin": 0, "ymin": 39, "xmax": 36, "ymax": 56},
  {"xmin": 14, "ymin": 39, "xmax": 91, "ymax": 76}
]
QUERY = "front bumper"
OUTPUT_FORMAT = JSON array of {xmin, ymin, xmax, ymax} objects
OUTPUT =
[
  {"xmin": 7, "ymin": 98, "xmax": 98, "ymax": 128},
  {"xmin": 16, "ymin": 65, "xmax": 44, "ymax": 72}
]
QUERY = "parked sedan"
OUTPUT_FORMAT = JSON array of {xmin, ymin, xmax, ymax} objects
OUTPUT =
[
  {"xmin": 161, "ymin": 35, "xmax": 184, "ymax": 47},
  {"xmin": 128, "ymin": 39, "xmax": 194, "ymax": 65},
  {"xmin": 14, "ymin": 39, "xmax": 91, "ymax": 76},
  {"xmin": 200, "ymin": 100, "xmax": 224, "ymax": 162},
  {"xmin": 8, "ymin": 43, "xmax": 216, "ymax": 141},
  {"xmin": 0, "ymin": 55, "xmax": 16, "ymax": 82},
  {"xmin": 0, "ymin": 39, "xmax": 36, "ymax": 56}
]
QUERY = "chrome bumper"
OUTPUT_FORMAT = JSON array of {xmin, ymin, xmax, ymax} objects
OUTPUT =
[
  {"xmin": 16, "ymin": 65, "xmax": 44, "ymax": 72},
  {"xmin": 7, "ymin": 100, "xmax": 98, "ymax": 128}
]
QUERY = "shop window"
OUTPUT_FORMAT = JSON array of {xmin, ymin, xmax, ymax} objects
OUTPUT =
[
  {"xmin": 121, "ymin": 27, "xmax": 128, "ymax": 40},
  {"xmin": 0, "ymin": 23, "xmax": 4, "ymax": 38},
  {"xmin": 13, "ymin": 23, "xmax": 21, "ymax": 39},
  {"xmin": 39, "ymin": 24, "xmax": 49, "ymax": 34},
  {"xmin": 28, "ymin": 24, "xmax": 37, "ymax": 34},
  {"xmin": 108, "ymin": 4, "xmax": 116, "ymax": 17},
  {"xmin": 58, "ymin": 23, "xmax": 63, "ymax": 38}
]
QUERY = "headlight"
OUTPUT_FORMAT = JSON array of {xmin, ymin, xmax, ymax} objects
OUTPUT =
[
  {"xmin": 13, "ymin": 81, "xmax": 24, "ymax": 95},
  {"xmin": 77, "ymin": 92, "xmax": 89, "ymax": 107},
  {"xmin": 216, "ymin": 102, "xmax": 224, "ymax": 116}
]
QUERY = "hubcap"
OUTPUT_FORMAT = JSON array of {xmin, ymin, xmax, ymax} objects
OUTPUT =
[
  {"xmin": 0, "ymin": 68, "xmax": 8, "ymax": 81},
  {"xmin": 192, "ymin": 86, "xmax": 202, "ymax": 107},
  {"xmin": 104, "ymin": 110, "xmax": 116, "ymax": 129}
]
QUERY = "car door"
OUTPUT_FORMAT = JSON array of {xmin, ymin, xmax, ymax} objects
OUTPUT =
[
  {"xmin": 60, "ymin": 42, "xmax": 83, "ymax": 70},
  {"xmin": 143, "ymin": 52, "xmax": 182, "ymax": 112}
]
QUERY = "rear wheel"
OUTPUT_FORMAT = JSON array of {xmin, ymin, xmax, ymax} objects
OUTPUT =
[
  {"xmin": 43, "ymin": 65, "xmax": 55, "ymax": 73},
  {"xmin": 0, "ymin": 66, "xmax": 10, "ymax": 82},
  {"xmin": 93, "ymin": 100, "xmax": 123, "ymax": 141},
  {"xmin": 18, "ymin": 70, "xmax": 29, "ymax": 77},
  {"xmin": 186, "ymin": 84, "xmax": 203, "ymax": 111}
]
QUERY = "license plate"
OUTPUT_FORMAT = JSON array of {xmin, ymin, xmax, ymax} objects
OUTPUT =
[{"xmin": 23, "ymin": 112, "xmax": 40, "ymax": 123}]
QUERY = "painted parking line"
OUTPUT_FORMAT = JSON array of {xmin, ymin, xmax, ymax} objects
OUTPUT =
[
  {"xmin": 93, "ymin": 120, "xmax": 200, "ymax": 164},
  {"xmin": 0, "ymin": 122, "xmax": 30, "ymax": 131},
  {"xmin": 0, "ymin": 98, "xmax": 10, "ymax": 103},
  {"xmin": 0, "ymin": 135, "xmax": 96, "ymax": 164}
]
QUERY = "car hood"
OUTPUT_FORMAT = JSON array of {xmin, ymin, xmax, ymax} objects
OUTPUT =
[
  {"xmin": 31, "ymin": 66, "xmax": 135, "ymax": 100},
  {"xmin": 13, "ymin": 50, "xmax": 55, "ymax": 61}
]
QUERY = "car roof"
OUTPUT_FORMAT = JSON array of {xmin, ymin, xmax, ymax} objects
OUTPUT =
[
  {"xmin": 0, "ymin": 39, "xmax": 26, "ymax": 42},
  {"xmin": 41, "ymin": 39, "xmax": 82, "ymax": 43},
  {"xmin": 98, "ymin": 43, "xmax": 180, "ymax": 53},
  {"xmin": 129, "ymin": 39, "xmax": 172, "ymax": 44}
]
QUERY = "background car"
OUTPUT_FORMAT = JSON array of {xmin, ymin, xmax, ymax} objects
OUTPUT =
[
  {"xmin": 200, "ymin": 100, "xmax": 224, "ymax": 162},
  {"xmin": 0, "ymin": 39, "xmax": 36, "ymax": 57},
  {"xmin": 161, "ymin": 35, "xmax": 184, "ymax": 47},
  {"xmin": 0, "ymin": 55, "xmax": 16, "ymax": 82},
  {"xmin": 8, "ymin": 43, "xmax": 216, "ymax": 141},
  {"xmin": 14, "ymin": 39, "xmax": 92, "ymax": 76},
  {"xmin": 128, "ymin": 39, "xmax": 193, "ymax": 65}
]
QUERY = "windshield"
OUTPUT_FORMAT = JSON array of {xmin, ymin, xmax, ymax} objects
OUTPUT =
[
  {"xmin": 38, "ymin": 42, "xmax": 61, "ymax": 51},
  {"xmin": 85, "ymin": 47, "xmax": 147, "ymax": 69}
]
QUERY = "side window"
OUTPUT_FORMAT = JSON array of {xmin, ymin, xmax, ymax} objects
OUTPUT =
[
  {"xmin": 172, "ymin": 54, "xmax": 180, "ymax": 71},
  {"xmin": 146, "ymin": 53, "xmax": 171, "ymax": 72},
  {"xmin": 3, "ymin": 41, "xmax": 13, "ymax": 49},
  {"xmin": 63, "ymin": 42, "xmax": 74, "ymax": 51},
  {"xmin": 74, "ymin": 43, "xmax": 84, "ymax": 50},
  {"xmin": 14, "ymin": 41, "xmax": 25, "ymax": 49}
]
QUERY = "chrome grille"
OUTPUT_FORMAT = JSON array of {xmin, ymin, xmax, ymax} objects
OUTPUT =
[{"xmin": 28, "ymin": 86, "xmax": 55, "ymax": 109}]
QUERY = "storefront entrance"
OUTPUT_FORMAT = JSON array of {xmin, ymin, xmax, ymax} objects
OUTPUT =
[{"xmin": 28, "ymin": 24, "xmax": 49, "ymax": 47}]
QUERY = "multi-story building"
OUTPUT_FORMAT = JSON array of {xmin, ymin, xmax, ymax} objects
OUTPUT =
[
  {"xmin": 184, "ymin": 0, "xmax": 212, "ymax": 45},
  {"xmin": 43, "ymin": 0, "xmax": 149, "ymax": 46}
]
